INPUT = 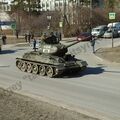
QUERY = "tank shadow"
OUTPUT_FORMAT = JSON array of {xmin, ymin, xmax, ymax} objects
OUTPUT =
[
  {"xmin": 0, "ymin": 65, "xmax": 10, "ymax": 68},
  {"xmin": 0, "ymin": 50, "xmax": 17, "ymax": 54},
  {"xmin": 62, "ymin": 67, "xmax": 105, "ymax": 78},
  {"xmin": 105, "ymin": 70, "xmax": 120, "ymax": 74}
]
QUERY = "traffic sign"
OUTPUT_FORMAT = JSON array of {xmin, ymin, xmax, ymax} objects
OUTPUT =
[
  {"xmin": 11, "ymin": 23, "xmax": 16, "ymax": 30},
  {"xmin": 109, "ymin": 12, "xmax": 116, "ymax": 20}
]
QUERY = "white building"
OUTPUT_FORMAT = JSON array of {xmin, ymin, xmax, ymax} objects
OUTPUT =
[
  {"xmin": 40, "ymin": 0, "xmax": 69, "ymax": 11},
  {"xmin": 0, "ymin": 11, "xmax": 12, "ymax": 30},
  {"xmin": 0, "ymin": 0, "xmax": 11, "ymax": 11},
  {"xmin": 1, "ymin": 0, "xmax": 69, "ymax": 12}
]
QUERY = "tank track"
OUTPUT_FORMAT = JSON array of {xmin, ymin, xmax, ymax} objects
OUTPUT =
[
  {"xmin": 16, "ymin": 58, "xmax": 87, "ymax": 78},
  {"xmin": 16, "ymin": 58, "xmax": 62, "ymax": 78}
]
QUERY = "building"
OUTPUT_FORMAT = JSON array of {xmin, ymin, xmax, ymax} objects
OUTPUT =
[
  {"xmin": 40, "ymin": 0, "xmax": 66, "ymax": 11},
  {"xmin": 0, "ymin": 0, "xmax": 11, "ymax": 11}
]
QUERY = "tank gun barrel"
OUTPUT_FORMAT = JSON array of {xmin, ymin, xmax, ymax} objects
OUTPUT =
[
  {"xmin": 66, "ymin": 41, "xmax": 80, "ymax": 48},
  {"xmin": 66, "ymin": 36, "xmax": 90, "ymax": 48}
]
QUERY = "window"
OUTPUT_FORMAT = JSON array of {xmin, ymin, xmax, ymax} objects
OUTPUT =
[
  {"xmin": 46, "ymin": 3, "xmax": 49, "ymax": 7},
  {"xmin": 55, "ymin": 3, "xmax": 58, "ymax": 7},
  {"xmin": 42, "ymin": 3, "xmax": 45, "ymax": 7},
  {"xmin": 59, "ymin": 2, "xmax": 62, "ymax": 6}
]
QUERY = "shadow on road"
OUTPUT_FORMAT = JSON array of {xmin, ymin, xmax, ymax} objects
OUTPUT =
[
  {"xmin": 80, "ymin": 67, "xmax": 105, "ymax": 76},
  {"xmin": 0, "ymin": 50, "xmax": 17, "ymax": 54},
  {"xmin": 0, "ymin": 65, "xmax": 10, "ymax": 68},
  {"xmin": 63, "ymin": 67, "xmax": 105, "ymax": 78},
  {"xmin": 105, "ymin": 70, "xmax": 120, "ymax": 74}
]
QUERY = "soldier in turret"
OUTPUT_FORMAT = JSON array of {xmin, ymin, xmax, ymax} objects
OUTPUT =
[
  {"xmin": 41, "ymin": 33, "xmax": 47, "ymax": 41},
  {"xmin": 49, "ymin": 32, "xmax": 58, "ymax": 44}
]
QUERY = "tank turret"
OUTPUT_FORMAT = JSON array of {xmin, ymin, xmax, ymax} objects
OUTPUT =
[{"xmin": 38, "ymin": 36, "xmax": 82, "ymax": 57}]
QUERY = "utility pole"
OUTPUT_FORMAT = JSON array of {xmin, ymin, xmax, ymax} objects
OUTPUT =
[
  {"xmin": 63, "ymin": 0, "xmax": 66, "ymax": 27},
  {"xmin": 28, "ymin": 0, "xmax": 31, "ymax": 32},
  {"xmin": 90, "ymin": 0, "xmax": 92, "ymax": 32},
  {"xmin": 62, "ymin": 0, "xmax": 66, "ymax": 37},
  {"xmin": 0, "ymin": 0, "xmax": 3, "ymax": 32},
  {"xmin": 63, "ymin": 0, "xmax": 69, "ymax": 26}
]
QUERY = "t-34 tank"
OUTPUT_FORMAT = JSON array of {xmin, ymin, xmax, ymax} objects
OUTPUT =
[{"xmin": 16, "ymin": 35, "xmax": 88, "ymax": 77}]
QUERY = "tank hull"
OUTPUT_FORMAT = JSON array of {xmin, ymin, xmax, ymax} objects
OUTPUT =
[{"xmin": 16, "ymin": 54, "xmax": 87, "ymax": 77}]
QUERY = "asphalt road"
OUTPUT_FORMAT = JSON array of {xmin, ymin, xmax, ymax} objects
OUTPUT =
[{"xmin": 0, "ymin": 38, "xmax": 120, "ymax": 120}]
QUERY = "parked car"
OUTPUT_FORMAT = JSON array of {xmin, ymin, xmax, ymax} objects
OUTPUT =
[
  {"xmin": 91, "ymin": 25, "xmax": 108, "ymax": 37},
  {"xmin": 107, "ymin": 22, "xmax": 120, "ymax": 36},
  {"xmin": 103, "ymin": 28, "xmax": 119, "ymax": 38},
  {"xmin": 76, "ymin": 32, "xmax": 92, "ymax": 41}
]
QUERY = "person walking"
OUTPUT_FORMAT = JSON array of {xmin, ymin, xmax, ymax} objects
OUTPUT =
[
  {"xmin": 33, "ymin": 38, "xmax": 37, "ymax": 51},
  {"xmin": 15, "ymin": 30, "xmax": 19, "ymax": 39},
  {"xmin": 90, "ymin": 36, "xmax": 96, "ymax": 53},
  {"xmin": 28, "ymin": 32, "xmax": 31, "ymax": 43},
  {"xmin": 25, "ymin": 33, "xmax": 28, "ymax": 42},
  {"xmin": 2, "ymin": 33, "xmax": 7, "ymax": 45},
  {"xmin": 31, "ymin": 33, "xmax": 34, "ymax": 39}
]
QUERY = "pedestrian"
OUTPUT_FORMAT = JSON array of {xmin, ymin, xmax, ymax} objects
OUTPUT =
[
  {"xmin": 31, "ymin": 33, "xmax": 34, "ymax": 39},
  {"xmin": 33, "ymin": 38, "xmax": 37, "ymax": 51},
  {"xmin": 90, "ymin": 36, "xmax": 96, "ymax": 53},
  {"xmin": 15, "ymin": 30, "xmax": 19, "ymax": 39},
  {"xmin": 28, "ymin": 32, "xmax": 31, "ymax": 43},
  {"xmin": 2, "ymin": 33, "xmax": 7, "ymax": 45},
  {"xmin": 25, "ymin": 33, "xmax": 28, "ymax": 42}
]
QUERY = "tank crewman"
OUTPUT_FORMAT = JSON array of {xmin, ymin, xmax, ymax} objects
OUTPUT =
[
  {"xmin": 40, "ymin": 32, "xmax": 58, "ymax": 44},
  {"xmin": 49, "ymin": 32, "xmax": 58, "ymax": 44},
  {"xmin": 55, "ymin": 31, "xmax": 62, "ymax": 41},
  {"xmin": 41, "ymin": 33, "xmax": 47, "ymax": 41}
]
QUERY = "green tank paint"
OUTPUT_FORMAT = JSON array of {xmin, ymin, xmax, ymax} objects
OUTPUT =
[{"xmin": 16, "ymin": 36, "xmax": 88, "ymax": 77}]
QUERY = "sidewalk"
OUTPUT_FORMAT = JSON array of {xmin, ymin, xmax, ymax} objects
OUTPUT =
[{"xmin": 62, "ymin": 37, "xmax": 76, "ymax": 41}]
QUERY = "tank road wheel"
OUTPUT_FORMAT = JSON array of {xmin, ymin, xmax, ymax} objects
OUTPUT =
[
  {"xmin": 39, "ymin": 65, "xmax": 46, "ymax": 76},
  {"xmin": 16, "ymin": 60, "xmax": 22, "ymax": 69},
  {"xmin": 46, "ymin": 66, "xmax": 54, "ymax": 78},
  {"xmin": 21, "ymin": 61, "xmax": 27, "ymax": 72},
  {"xmin": 32, "ymin": 64, "xmax": 39, "ymax": 74},
  {"xmin": 27, "ymin": 63, "xmax": 32, "ymax": 73}
]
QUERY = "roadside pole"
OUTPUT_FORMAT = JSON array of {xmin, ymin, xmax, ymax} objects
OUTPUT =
[
  {"xmin": 111, "ymin": 25, "xmax": 114, "ymax": 48},
  {"xmin": 11, "ymin": 22, "xmax": 16, "ymax": 43},
  {"xmin": 109, "ymin": 12, "xmax": 116, "ymax": 48}
]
